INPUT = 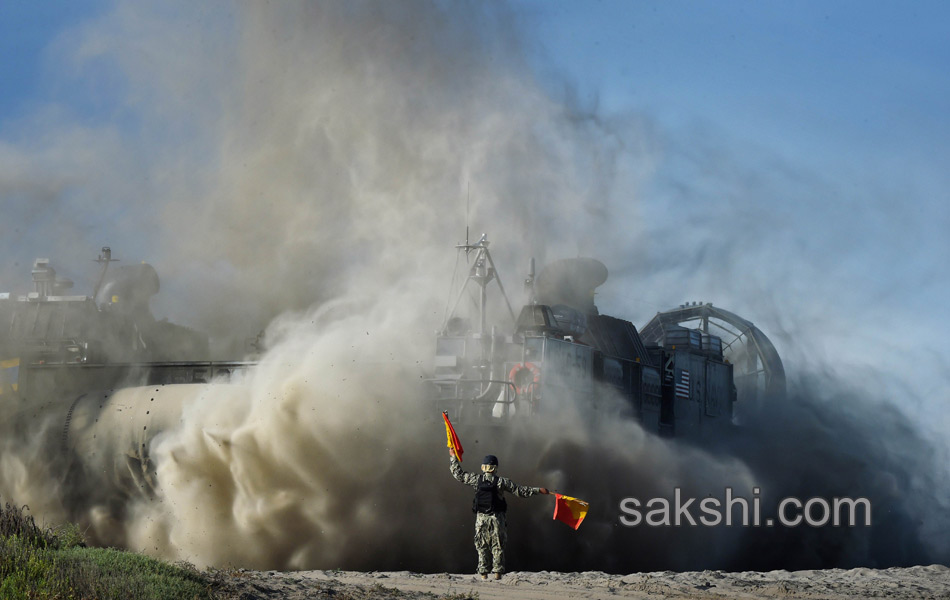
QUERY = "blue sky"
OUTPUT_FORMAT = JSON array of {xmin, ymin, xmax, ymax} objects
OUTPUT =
[
  {"xmin": 520, "ymin": 1, "xmax": 950, "ymax": 167},
  {"xmin": 0, "ymin": 1, "xmax": 106, "ymax": 120},
  {"xmin": 1, "ymin": 1, "xmax": 947, "ymax": 415},
  {"xmin": 6, "ymin": 1, "xmax": 947, "ymax": 161}
]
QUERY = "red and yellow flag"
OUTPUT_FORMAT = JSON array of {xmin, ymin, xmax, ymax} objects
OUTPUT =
[
  {"xmin": 442, "ymin": 411, "xmax": 463, "ymax": 461},
  {"xmin": 553, "ymin": 493, "xmax": 589, "ymax": 530}
]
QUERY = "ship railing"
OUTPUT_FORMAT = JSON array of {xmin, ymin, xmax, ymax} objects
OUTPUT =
[
  {"xmin": 426, "ymin": 378, "xmax": 520, "ymax": 424},
  {"xmin": 423, "ymin": 378, "xmax": 517, "ymax": 404}
]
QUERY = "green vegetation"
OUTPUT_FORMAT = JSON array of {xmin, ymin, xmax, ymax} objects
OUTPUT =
[
  {"xmin": 0, "ymin": 500, "xmax": 215, "ymax": 599},
  {"xmin": 2, "ymin": 499, "xmax": 481, "ymax": 599}
]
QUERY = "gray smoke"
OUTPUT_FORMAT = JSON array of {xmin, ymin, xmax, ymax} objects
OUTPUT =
[{"xmin": 1, "ymin": 0, "xmax": 947, "ymax": 573}]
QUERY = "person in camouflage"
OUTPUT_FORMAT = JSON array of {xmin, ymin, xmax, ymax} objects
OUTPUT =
[{"xmin": 449, "ymin": 449, "xmax": 550, "ymax": 580}]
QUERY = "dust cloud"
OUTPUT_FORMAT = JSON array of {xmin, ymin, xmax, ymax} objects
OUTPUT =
[{"xmin": 1, "ymin": 0, "xmax": 947, "ymax": 574}]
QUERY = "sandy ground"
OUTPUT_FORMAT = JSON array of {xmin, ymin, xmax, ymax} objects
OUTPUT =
[{"xmin": 217, "ymin": 564, "xmax": 950, "ymax": 599}]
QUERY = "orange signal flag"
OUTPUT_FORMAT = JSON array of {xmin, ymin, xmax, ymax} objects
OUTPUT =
[
  {"xmin": 442, "ymin": 411, "xmax": 464, "ymax": 461},
  {"xmin": 553, "ymin": 493, "xmax": 589, "ymax": 530}
]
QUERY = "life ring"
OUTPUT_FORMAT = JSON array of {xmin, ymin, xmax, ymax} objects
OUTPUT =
[{"xmin": 508, "ymin": 362, "xmax": 541, "ymax": 397}]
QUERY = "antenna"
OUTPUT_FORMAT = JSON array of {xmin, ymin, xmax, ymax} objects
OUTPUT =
[{"xmin": 465, "ymin": 181, "xmax": 470, "ymax": 254}]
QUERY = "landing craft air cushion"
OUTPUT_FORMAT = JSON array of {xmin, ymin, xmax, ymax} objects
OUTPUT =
[{"xmin": 427, "ymin": 235, "xmax": 785, "ymax": 436}]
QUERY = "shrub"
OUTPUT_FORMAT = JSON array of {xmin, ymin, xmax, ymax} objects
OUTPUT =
[{"xmin": 0, "ymin": 501, "xmax": 57, "ymax": 549}]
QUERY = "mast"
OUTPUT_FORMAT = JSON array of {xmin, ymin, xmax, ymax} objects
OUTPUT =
[{"xmin": 442, "ymin": 234, "xmax": 515, "ymax": 335}]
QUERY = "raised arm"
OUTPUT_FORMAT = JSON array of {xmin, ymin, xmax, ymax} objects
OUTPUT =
[{"xmin": 449, "ymin": 449, "xmax": 479, "ymax": 487}]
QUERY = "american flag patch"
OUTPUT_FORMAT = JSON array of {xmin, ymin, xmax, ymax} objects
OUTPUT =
[{"xmin": 675, "ymin": 370, "xmax": 690, "ymax": 400}]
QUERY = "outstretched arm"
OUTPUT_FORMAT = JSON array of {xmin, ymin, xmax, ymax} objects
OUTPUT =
[
  {"xmin": 498, "ymin": 476, "xmax": 551, "ymax": 498},
  {"xmin": 449, "ymin": 449, "xmax": 479, "ymax": 487}
]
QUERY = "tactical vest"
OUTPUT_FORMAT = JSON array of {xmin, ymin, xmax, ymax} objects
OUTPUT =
[{"xmin": 473, "ymin": 473, "xmax": 507, "ymax": 514}]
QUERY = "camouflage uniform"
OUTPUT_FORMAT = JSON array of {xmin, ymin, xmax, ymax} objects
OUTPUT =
[{"xmin": 450, "ymin": 456, "xmax": 541, "ymax": 575}]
